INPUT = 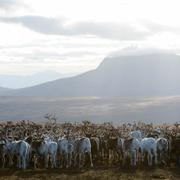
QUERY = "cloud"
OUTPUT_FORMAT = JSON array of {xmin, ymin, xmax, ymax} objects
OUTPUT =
[
  {"xmin": 0, "ymin": 15, "xmax": 152, "ymax": 41},
  {"xmin": 11, "ymin": 50, "xmax": 100, "ymax": 62},
  {"xmin": 2, "ymin": 15, "xmax": 180, "ymax": 41},
  {"xmin": 142, "ymin": 20, "xmax": 180, "ymax": 34},
  {"xmin": 0, "ymin": 0, "xmax": 26, "ymax": 11},
  {"xmin": 108, "ymin": 47, "xmax": 180, "ymax": 57}
]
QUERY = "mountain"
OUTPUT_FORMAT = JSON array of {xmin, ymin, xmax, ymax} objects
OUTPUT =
[
  {"xmin": 1, "ymin": 53, "xmax": 180, "ymax": 96},
  {"xmin": 0, "ymin": 71, "xmax": 72, "ymax": 89},
  {"xmin": 0, "ymin": 87, "xmax": 12, "ymax": 94}
]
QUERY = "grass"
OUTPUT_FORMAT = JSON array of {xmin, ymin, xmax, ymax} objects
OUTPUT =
[{"xmin": 0, "ymin": 166, "xmax": 179, "ymax": 180}]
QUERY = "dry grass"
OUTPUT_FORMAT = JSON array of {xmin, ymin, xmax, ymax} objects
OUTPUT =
[{"xmin": 0, "ymin": 167, "xmax": 179, "ymax": 180}]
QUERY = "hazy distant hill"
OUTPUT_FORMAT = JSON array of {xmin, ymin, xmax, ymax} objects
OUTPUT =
[
  {"xmin": 0, "ymin": 87, "xmax": 12, "ymax": 94},
  {"xmin": 0, "ymin": 71, "xmax": 71, "ymax": 89},
  {"xmin": 1, "ymin": 53, "xmax": 180, "ymax": 96}
]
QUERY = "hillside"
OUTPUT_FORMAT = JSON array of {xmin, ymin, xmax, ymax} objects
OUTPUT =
[
  {"xmin": 1, "ymin": 53, "xmax": 180, "ymax": 96},
  {"xmin": 0, "ymin": 87, "xmax": 12, "ymax": 94}
]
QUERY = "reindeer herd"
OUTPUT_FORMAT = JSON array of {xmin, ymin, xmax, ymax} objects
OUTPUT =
[{"xmin": 0, "ymin": 120, "xmax": 179, "ymax": 170}]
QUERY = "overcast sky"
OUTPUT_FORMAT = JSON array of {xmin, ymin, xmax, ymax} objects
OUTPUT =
[{"xmin": 0, "ymin": 0, "xmax": 180, "ymax": 76}]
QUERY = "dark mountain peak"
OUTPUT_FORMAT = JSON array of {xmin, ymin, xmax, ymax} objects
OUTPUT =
[
  {"xmin": 97, "ymin": 53, "xmax": 180, "ymax": 75},
  {"xmin": 98, "ymin": 53, "xmax": 178, "ymax": 67}
]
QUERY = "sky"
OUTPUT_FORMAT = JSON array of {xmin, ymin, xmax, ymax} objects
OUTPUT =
[{"xmin": 0, "ymin": 0, "xmax": 180, "ymax": 76}]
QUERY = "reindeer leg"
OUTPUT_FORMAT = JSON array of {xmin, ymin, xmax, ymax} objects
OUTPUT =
[
  {"xmin": 44, "ymin": 154, "xmax": 48, "ymax": 169},
  {"xmin": 89, "ymin": 152, "xmax": 93, "ymax": 168}
]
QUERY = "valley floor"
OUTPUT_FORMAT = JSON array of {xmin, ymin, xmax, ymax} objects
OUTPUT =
[{"xmin": 1, "ymin": 96, "xmax": 180, "ymax": 124}]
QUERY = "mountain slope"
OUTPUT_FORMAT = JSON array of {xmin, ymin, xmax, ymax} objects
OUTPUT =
[
  {"xmin": 0, "ymin": 87, "xmax": 12, "ymax": 94},
  {"xmin": 2, "ymin": 53, "xmax": 180, "ymax": 96}
]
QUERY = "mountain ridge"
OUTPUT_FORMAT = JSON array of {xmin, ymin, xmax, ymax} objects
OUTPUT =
[{"xmin": 1, "ymin": 53, "xmax": 180, "ymax": 96}]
